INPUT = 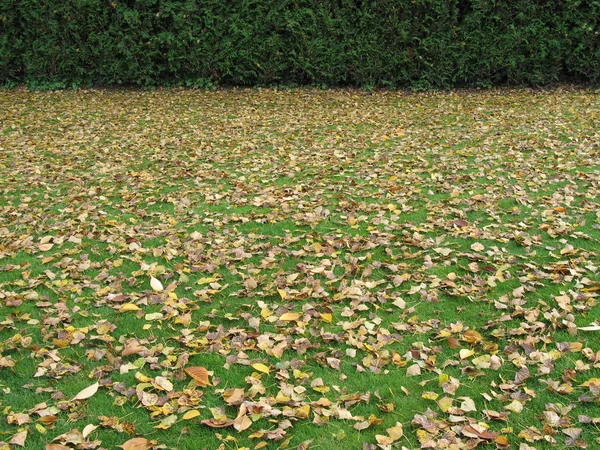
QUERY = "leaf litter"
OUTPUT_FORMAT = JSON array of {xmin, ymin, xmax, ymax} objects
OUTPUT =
[{"xmin": 0, "ymin": 87, "xmax": 599, "ymax": 449}]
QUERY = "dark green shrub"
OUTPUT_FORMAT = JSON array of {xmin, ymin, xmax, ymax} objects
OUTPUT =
[{"xmin": 1, "ymin": 0, "xmax": 598, "ymax": 88}]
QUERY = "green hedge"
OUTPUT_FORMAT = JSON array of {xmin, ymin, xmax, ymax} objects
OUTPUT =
[{"xmin": 1, "ymin": 0, "xmax": 599, "ymax": 89}]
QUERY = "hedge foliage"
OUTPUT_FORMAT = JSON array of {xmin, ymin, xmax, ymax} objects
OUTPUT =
[{"xmin": 1, "ymin": 0, "xmax": 599, "ymax": 89}]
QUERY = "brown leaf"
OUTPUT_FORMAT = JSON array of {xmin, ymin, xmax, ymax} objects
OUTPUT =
[
  {"xmin": 119, "ymin": 438, "xmax": 154, "ymax": 450},
  {"xmin": 233, "ymin": 414, "xmax": 252, "ymax": 432},
  {"xmin": 184, "ymin": 366, "xmax": 209, "ymax": 387},
  {"xmin": 201, "ymin": 418, "xmax": 235, "ymax": 428},
  {"xmin": 9, "ymin": 431, "xmax": 27, "ymax": 447},
  {"xmin": 122, "ymin": 339, "xmax": 144, "ymax": 357}
]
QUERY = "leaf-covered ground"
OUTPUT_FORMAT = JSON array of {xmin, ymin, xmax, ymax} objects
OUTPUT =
[{"xmin": 1, "ymin": 88, "xmax": 599, "ymax": 450}]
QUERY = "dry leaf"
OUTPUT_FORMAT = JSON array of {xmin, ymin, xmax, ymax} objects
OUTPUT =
[
  {"xmin": 182, "ymin": 410, "xmax": 201, "ymax": 420},
  {"xmin": 233, "ymin": 414, "xmax": 252, "ymax": 432},
  {"xmin": 578, "ymin": 324, "xmax": 600, "ymax": 331},
  {"xmin": 150, "ymin": 276, "xmax": 164, "ymax": 292},
  {"xmin": 10, "ymin": 431, "xmax": 27, "ymax": 447},
  {"xmin": 119, "ymin": 303, "xmax": 140, "ymax": 312},
  {"xmin": 251, "ymin": 363, "xmax": 270, "ymax": 374},
  {"xmin": 201, "ymin": 418, "xmax": 235, "ymax": 428},
  {"xmin": 119, "ymin": 438, "xmax": 154, "ymax": 450},
  {"xmin": 82, "ymin": 424, "xmax": 98, "ymax": 438},
  {"xmin": 279, "ymin": 312, "xmax": 300, "ymax": 321},
  {"xmin": 406, "ymin": 364, "xmax": 421, "ymax": 376},
  {"xmin": 72, "ymin": 382, "xmax": 99, "ymax": 401},
  {"xmin": 184, "ymin": 367, "xmax": 210, "ymax": 387}
]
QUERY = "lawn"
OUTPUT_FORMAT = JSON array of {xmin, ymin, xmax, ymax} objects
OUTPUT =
[{"xmin": 0, "ymin": 87, "xmax": 599, "ymax": 450}]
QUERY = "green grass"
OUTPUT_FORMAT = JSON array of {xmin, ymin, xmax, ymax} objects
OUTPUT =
[{"xmin": 0, "ymin": 87, "xmax": 599, "ymax": 449}]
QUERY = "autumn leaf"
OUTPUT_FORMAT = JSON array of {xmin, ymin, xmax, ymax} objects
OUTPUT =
[
  {"xmin": 184, "ymin": 367, "xmax": 210, "ymax": 387},
  {"xmin": 119, "ymin": 303, "xmax": 140, "ymax": 312},
  {"xmin": 182, "ymin": 410, "xmax": 200, "ymax": 420},
  {"xmin": 119, "ymin": 438, "xmax": 154, "ymax": 450},
  {"xmin": 150, "ymin": 276, "xmax": 164, "ymax": 292},
  {"xmin": 279, "ymin": 312, "xmax": 300, "ymax": 321},
  {"xmin": 9, "ymin": 431, "xmax": 27, "ymax": 447},
  {"xmin": 201, "ymin": 418, "xmax": 235, "ymax": 428},
  {"xmin": 251, "ymin": 363, "xmax": 270, "ymax": 374},
  {"xmin": 154, "ymin": 414, "xmax": 177, "ymax": 429},
  {"xmin": 233, "ymin": 414, "xmax": 252, "ymax": 432},
  {"xmin": 46, "ymin": 445, "xmax": 71, "ymax": 450},
  {"xmin": 72, "ymin": 382, "xmax": 99, "ymax": 401}
]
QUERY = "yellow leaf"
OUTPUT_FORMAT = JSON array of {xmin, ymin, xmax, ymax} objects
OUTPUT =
[
  {"xmin": 421, "ymin": 391, "xmax": 438, "ymax": 401},
  {"xmin": 438, "ymin": 373, "xmax": 449, "ymax": 386},
  {"xmin": 459, "ymin": 349, "xmax": 474, "ymax": 359},
  {"xmin": 119, "ymin": 303, "xmax": 140, "ymax": 312},
  {"xmin": 319, "ymin": 313, "xmax": 333, "ymax": 323},
  {"xmin": 495, "ymin": 436, "xmax": 509, "ymax": 446},
  {"xmin": 296, "ymin": 404, "xmax": 310, "ymax": 419},
  {"xmin": 504, "ymin": 400, "xmax": 523, "ymax": 413},
  {"xmin": 275, "ymin": 391, "xmax": 291, "ymax": 403},
  {"xmin": 387, "ymin": 423, "xmax": 404, "ymax": 440},
  {"xmin": 279, "ymin": 312, "xmax": 300, "ymax": 321},
  {"xmin": 277, "ymin": 289, "xmax": 287, "ymax": 300},
  {"xmin": 154, "ymin": 414, "xmax": 177, "ymax": 429},
  {"xmin": 182, "ymin": 410, "xmax": 200, "ymax": 420},
  {"xmin": 581, "ymin": 378, "xmax": 600, "ymax": 386},
  {"xmin": 438, "ymin": 397, "xmax": 453, "ymax": 413},
  {"xmin": 197, "ymin": 276, "xmax": 218, "ymax": 285},
  {"xmin": 252, "ymin": 363, "xmax": 270, "ymax": 374}
]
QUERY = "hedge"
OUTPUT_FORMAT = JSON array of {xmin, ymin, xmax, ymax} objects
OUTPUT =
[{"xmin": 1, "ymin": 0, "xmax": 599, "ymax": 89}]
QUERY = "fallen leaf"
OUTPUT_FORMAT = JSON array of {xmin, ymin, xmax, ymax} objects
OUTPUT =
[
  {"xmin": 72, "ymin": 382, "xmax": 99, "ymax": 401},
  {"xmin": 119, "ymin": 303, "xmax": 140, "ymax": 312},
  {"xmin": 82, "ymin": 424, "xmax": 97, "ymax": 438},
  {"xmin": 119, "ymin": 438, "xmax": 154, "ymax": 450},
  {"xmin": 150, "ymin": 276, "xmax": 164, "ymax": 292},
  {"xmin": 184, "ymin": 367, "xmax": 210, "ymax": 387},
  {"xmin": 201, "ymin": 418, "xmax": 235, "ymax": 428},
  {"xmin": 251, "ymin": 363, "xmax": 270, "ymax": 374},
  {"xmin": 279, "ymin": 312, "xmax": 300, "ymax": 321},
  {"xmin": 182, "ymin": 410, "xmax": 200, "ymax": 420},
  {"xmin": 10, "ymin": 431, "xmax": 27, "ymax": 447},
  {"xmin": 233, "ymin": 414, "xmax": 252, "ymax": 432},
  {"xmin": 578, "ymin": 324, "xmax": 600, "ymax": 331}
]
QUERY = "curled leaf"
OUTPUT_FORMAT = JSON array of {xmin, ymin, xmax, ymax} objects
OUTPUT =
[
  {"xmin": 578, "ymin": 324, "xmax": 600, "ymax": 331},
  {"xmin": 201, "ymin": 418, "xmax": 235, "ymax": 428}
]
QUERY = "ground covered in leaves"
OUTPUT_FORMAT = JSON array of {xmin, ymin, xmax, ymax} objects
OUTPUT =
[{"xmin": 1, "ymin": 87, "xmax": 600, "ymax": 450}]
